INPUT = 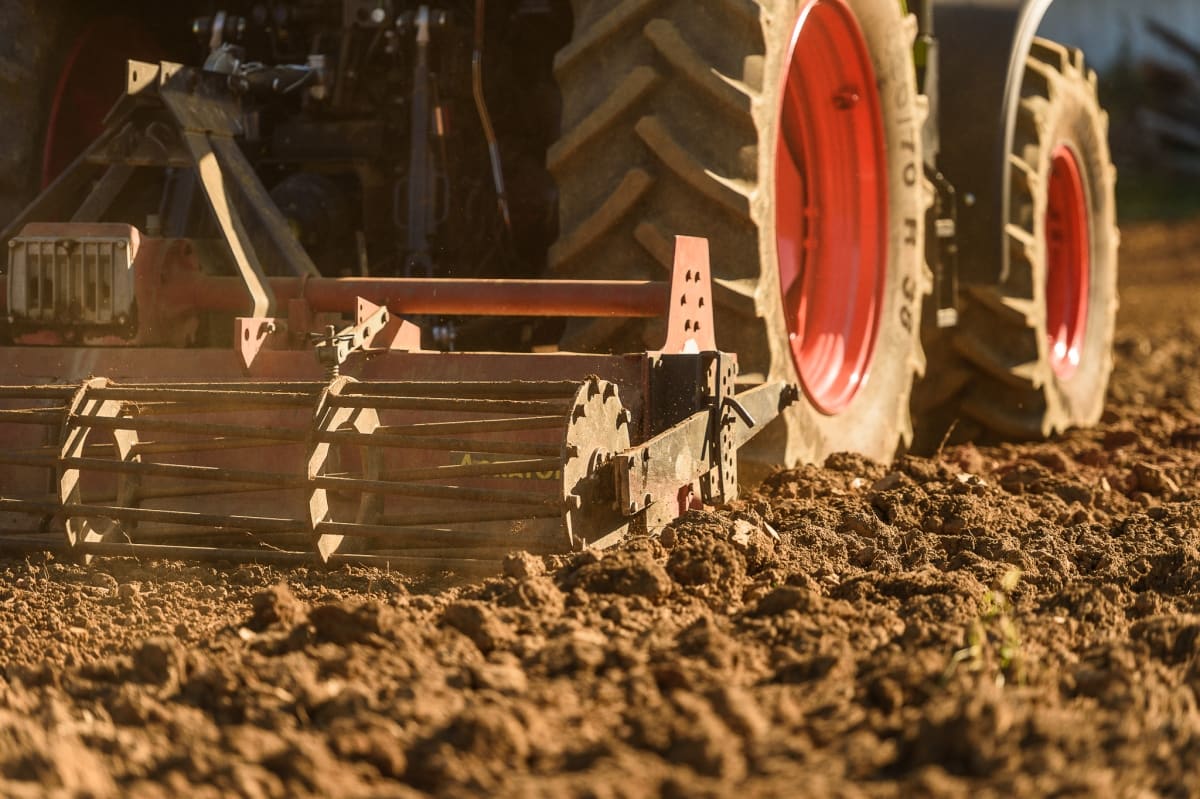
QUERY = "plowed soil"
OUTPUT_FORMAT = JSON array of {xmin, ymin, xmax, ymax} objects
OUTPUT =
[{"xmin": 1, "ymin": 219, "xmax": 1199, "ymax": 798}]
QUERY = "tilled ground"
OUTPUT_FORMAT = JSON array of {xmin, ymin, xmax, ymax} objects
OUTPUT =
[{"xmin": 0, "ymin": 220, "xmax": 1199, "ymax": 798}]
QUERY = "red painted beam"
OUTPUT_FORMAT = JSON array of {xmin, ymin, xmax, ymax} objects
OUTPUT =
[{"xmin": 172, "ymin": 275, "xmax": 671, "ymax": 318}]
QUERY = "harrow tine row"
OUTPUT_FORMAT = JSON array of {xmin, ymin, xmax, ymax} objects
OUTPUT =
[{"xmin": 0, "ymin": 375, "xmax": 605, "ymax": 566}]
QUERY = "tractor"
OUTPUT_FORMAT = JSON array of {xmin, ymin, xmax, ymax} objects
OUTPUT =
[{"xmin": 0, "ymin": 0, "xmax": 1117, "ymax": 567}]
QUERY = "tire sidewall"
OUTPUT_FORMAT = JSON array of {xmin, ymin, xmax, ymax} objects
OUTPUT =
[
  {"xmin": 753, "ymin": 0, "xmax": 927, "ymax": 465},
  {"xmin": 1034, "ymin": 73, "xmax": 1118, "ymax": 426}
]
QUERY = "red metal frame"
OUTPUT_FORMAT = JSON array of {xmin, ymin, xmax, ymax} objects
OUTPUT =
[
  {"xmin": 774, "ymin": 0, "xmax": 888, "ymax": 414},
  {"xmin": 4, "ymin": 225, "xmax": 714, "ymax": 359},
  {"xmin": 0, "ymin": 228, "xmax": 728, "ymax": 563},
  {"xmin": 1044, "ymin": 143, "xmax": 1090, "ymax": 380}
]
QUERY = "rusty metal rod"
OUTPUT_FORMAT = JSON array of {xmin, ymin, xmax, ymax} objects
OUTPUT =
[
  {"xmin": 0, "ymin": 498, "xmax": 60, "ymax": 516},
  {"xmin": 316, "ymin": 526, "xmax": 555, "ymax": 550},
  {"xmin": 0, "ymin": 481, "xmax": 286, "ymax": 507},
  {"xmin": 131, "ymin": 482, "xmax": 296, "ymax": 501},
  {"xmin": 312, "ymin": 474, "xmax": 554, "ymax": 506},
  {"xmin": 6, "ymin": 438, "xmax": 289, "ymax": 457},
  {"xmin": 371, "ymin": 457, "xmax": 562, "ymax": 482},
  {"xmin": 0, "ymin": 498, "xmax": 301, "ymax": 532},
  {"xmin": 130, "ymin": 402, "xmax": 311, "ymax": 417},
  {"xmin": 68, "ymin": 541, "xmax": 501, "ymax": 575},
  {"xmin": 60, "ymin": 456, "xmax": 304, "ymax": 488},
  {"xmin": 0, "ymin": 536, "xmax": 59, "ymax": 553},
  {"xmin": 315, "ymin": 429, "xmax": 562, "ymax": 457},
  {"xmin": 134, "ymin": 437, "xmax": 297, "ymax": 455},
  {"xmin": 66, "ymin": 414, "xmax": 308, "ymax": 442},
  {"xmin": 113, "ymin": 461, "xmax": 563, "ymax": 492},
  {"xmin": 177, "ymin": 275, "xmax": 669, "ymax": 318},
  {"xmin": 0, "ymin": 386, "xmax": 75, "ymax": 399},
  {"xmin": 0, "ymin": 409, "xmax": 64, "ymax": 424},
  {"xmin": 386, "ymin": 415, "xmax": 563, "ymax": 435},
  {"xmin": 347, "ymin": 380, "xmax": 582, "ymax": 398},
  {"xmin": 327, "ymin": 552, "xmax": 501, "ymax": 576},
  {"xmin": 11, "ymin": 442, "xmax": 113, "ymax": 456},
  {"xmin": 36, "ymin": 473, "xmax": 362, "ymax": 504},
  {"xmin": 111, "ymin": 528, "xmax": 308, "ymax": 545},
  {"xmin": 114, "ymin": 381, "xmax": 325, "ymax": 391},
  {"xmin": 0, "ymin": 452, "xmax": 57, "ymax": 467},
  {"xmin": 75, "ymin": 541, "xmax": 318, "ymax": 564},
  {"xmin": 320, "ymin": 503, "xmax": 560, "ymax": 530},
  {"xmin": 0, "ymin": 528, "xmax": 58, "ymax": 538},
  {"xmin": 381, "ymin": 545, "xmax": 554, "ymax": 559},
  {"xmin": 64, "ymin": 503, "xmax": 302, "ymax": 532},
  {"xmin": 329, "ymin": 394, "xmax": 572, "ymax": 415},
  {"xmin": 87, "ymin": 387, "xmax": 316, "ymax": 406}
]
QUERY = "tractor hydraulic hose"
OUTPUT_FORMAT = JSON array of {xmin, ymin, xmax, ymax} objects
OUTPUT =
[{"xmin": 473, "ymin": 0, "xmax": 512, "ymax": 234}]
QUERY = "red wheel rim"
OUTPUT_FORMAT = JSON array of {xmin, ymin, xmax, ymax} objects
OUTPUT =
[
  {"xmin": 1044, "ymin": 144, "xmax": 1090, "ymax": 380},
  {"xmin": 775, "ymin": 0, "xmax": 888, "ymax": 415},
  {"xmin": 42, "ymin": 18, "xmax": 162, "ymax": 187}
]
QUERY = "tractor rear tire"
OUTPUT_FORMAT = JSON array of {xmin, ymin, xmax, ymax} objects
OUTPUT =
[
  {"xmin": 0, "ymin": 6, "xmax": 167, "ymax": 229},
  {"xmin": 0, "ymin": 6, "xmax": 68, "ymax": 225},
  {"xmin": 913, "ymin": 38, "xmax": 1118, "ymax": 447},
  {"xmin": 549, "ymin": 0, "xmax": 930, "ymax": 473}
]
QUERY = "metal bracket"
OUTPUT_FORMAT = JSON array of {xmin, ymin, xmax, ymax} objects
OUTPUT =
[
  {"xmin": 313, "ymin": 297, "xmax": 422, "ymax": 375},
  {"xmin": 616, "ymin": 349, "xmax": 799, "ymax": 531},
  {"xmin": 234, "ymin": 316, "xmax": 285, "ymax": 371},
  {"xmin": 658, "ymin": 235, "xmax": 716, "ymax": 354}
]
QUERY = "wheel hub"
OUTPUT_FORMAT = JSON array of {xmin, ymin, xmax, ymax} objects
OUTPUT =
[
  {"xmin": 1045, "ymin": 144, "xmax": 1090, "ymax": 380},
  {"xmin": 774, "ymin": 0, "xmax": 888, "ymax": 415}
]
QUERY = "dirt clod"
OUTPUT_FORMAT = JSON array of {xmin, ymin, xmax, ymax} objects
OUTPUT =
[{"xmin": 248, "ymin": 583, "xmax": 307, "ymax": 630}]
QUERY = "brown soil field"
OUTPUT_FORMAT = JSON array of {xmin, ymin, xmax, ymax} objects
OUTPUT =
[{"xmin": 0, "ymin": 218, "xmax": 1198, "ymax": 798}]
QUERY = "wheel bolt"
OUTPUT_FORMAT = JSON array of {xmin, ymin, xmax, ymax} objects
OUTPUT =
[{"xmin": 833, "ymin": 88, "xmax": 860, "ymax": 109}]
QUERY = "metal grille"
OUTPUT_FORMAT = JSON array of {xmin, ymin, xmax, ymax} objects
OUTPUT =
[{"xmin": 7, "ymin": 234, "xmax": 134, "ymax": 326}]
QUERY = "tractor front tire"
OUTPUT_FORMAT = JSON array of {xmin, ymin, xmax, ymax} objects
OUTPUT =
[
  {"xmin": 550, "ymin": 0, "xmax": 930, "ymax": 474},
  {"xmin": 916, "ymin": 38, "xmax": 1119, "ymax": 446}
]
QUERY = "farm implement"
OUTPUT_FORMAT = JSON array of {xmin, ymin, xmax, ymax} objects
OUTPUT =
[{"xmin": 0, "ymin": 62, "xmax": 791, "ymax": 568}]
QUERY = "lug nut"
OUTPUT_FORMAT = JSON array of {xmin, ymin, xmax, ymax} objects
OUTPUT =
[{"xmin": 834, "ymin": 88, "xmax": 860, "ymax": 109}]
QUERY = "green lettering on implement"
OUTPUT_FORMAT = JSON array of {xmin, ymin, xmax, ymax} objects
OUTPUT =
[{"xmin": 455, "ymin": 453, "xmax": 562, "ymax": 481}]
